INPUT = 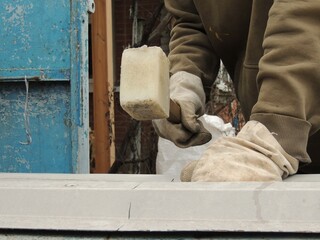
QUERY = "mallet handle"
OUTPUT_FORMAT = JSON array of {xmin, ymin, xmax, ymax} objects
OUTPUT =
[{"xmin": 168, "ymin": 99, "xmax": 181, "ymax": 124}]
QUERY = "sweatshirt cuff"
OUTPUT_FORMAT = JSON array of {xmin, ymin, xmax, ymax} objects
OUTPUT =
[{"xmin": 250, "ymin": 113, "xmax": 311, "ymax": 163}]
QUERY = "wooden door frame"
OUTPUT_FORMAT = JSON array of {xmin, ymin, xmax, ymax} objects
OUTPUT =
[{"xmin": 91, "ymin": 0, "xmax": 115, "ymax": 173}]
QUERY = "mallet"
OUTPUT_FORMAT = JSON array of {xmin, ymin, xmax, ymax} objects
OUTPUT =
[{"xmin": 120, "ymin": 46, "xmax": 181, "ymax": 123}]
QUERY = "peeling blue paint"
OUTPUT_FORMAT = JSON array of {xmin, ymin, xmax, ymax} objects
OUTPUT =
[
  {"xmin": 0, "ymin": 0, "xmax": 90, "ymax": 173},
  {"xmin": 0, "ymin": 82, "xmax": 72, "ymax": 173},
  {"xmin": 0, "ymin": 0, "xmax": 71, "ymax": 81}
]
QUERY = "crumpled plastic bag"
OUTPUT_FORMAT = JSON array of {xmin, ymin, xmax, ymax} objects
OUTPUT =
[{"xmin": 156, "ymin": 114, "xmax": 235, "ymax": 181}]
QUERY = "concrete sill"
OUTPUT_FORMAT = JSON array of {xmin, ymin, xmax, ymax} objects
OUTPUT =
[{"xmin": 0, "ymin": 173, "xmax": 319, "ymax": 233}]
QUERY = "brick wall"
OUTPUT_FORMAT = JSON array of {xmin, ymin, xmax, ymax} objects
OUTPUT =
[{"xmin": 113, "ymin": 0, "xmax": 163, "ymax": 173}]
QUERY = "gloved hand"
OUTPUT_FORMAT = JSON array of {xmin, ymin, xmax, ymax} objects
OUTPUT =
[
  {"xmin": 152, "ymin": 71, "xmax": 212, "ymax": 148},
  {"xmin": 181, "ymin": 120, "xmax": 299, "ymax": 181}
]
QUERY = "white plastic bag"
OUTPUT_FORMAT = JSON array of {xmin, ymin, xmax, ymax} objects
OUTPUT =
[{"xmin": 156, "ymin": 115, "xmax": 235, "ymax": 181}]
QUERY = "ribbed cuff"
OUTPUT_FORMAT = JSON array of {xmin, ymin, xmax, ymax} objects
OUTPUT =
[{"xmin": 250, "ymin": 113, "xmax": 311, "ymax": 163}]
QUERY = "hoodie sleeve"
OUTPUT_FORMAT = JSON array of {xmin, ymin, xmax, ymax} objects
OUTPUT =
[
  {"xmin": 251, "ymin": 0, "xmax": 320, "ymax": 162},
  {"xmin": 164, "ymin": 0, "xmax": 220, "ymax": 94}
]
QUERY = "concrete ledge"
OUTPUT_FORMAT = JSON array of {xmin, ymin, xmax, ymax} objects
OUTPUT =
[{"xmin": 0, "ymin": 174, "xmax": 319, "ymax": 233}]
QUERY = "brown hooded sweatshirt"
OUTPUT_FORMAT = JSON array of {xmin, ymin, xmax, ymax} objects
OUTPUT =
[{"xmin": 165, "ymin": 0, "xmax": 320, "ymax": 171}]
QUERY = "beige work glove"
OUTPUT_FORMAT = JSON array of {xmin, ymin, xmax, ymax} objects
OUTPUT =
[
  {"xmin": 152, "ymin": 71, "xmax": 212, "ymax": 148},
  {"xmin": 181, "ymin": 120, "xmax": 299, "ymax": 182}
]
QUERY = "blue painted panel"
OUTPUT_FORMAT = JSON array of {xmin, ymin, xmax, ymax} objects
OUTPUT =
[
  {"xmin": 0, "ymin": 82, "xmax": 72, "ymax": 173},
  {"xmin": 0, "ymin": 0, "xmax": 90, "ymax": 173},
  {"xmin": 0, "ymin": 0, "xmax": 71, "ymax": 81}
]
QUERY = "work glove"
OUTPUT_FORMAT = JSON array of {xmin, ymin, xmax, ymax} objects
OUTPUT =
[
  {"xmin": 181, "ymin": 120, "xmax": 299, "ymax": 182},
  {"xmin": 152, "ymin": 71, "xmax": 212, "ymax": 148}
]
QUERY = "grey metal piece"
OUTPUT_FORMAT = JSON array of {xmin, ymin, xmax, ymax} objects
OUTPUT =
[
  {"xmin": 87, "ymin": 0, "xmax": 95, "ymax": 13},
  {"xmin": 0, "ymin": 174, "xmax": 319, "ymax": 233}
]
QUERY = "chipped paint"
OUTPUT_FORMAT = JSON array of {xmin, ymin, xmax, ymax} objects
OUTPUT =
[
  {"xmin": 69, "ymin": 0, "xmax": 91, "ymax": 173},
  {"xmin": 0, "ymin": 82, "xmax": 72, "ymax": 173},
  {"xmin": 0, "ymin": 0, "xmax": 90, "ymax": 173},
  {"xmin": 0, "ymin": 0, "xmax": 71, "ymax": 80}
]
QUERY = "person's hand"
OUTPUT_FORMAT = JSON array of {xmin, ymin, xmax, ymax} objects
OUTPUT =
[
  {"xmin": 152, "ymin": 71, "xmax": 211, "ymax": 148},
  {"xmin": 180, "ymin": 121, "xmax": 299, "ymax": 181}
]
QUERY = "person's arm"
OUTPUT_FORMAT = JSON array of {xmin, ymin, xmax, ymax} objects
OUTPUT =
[
  {"xmin": 165, "ymin": 0, "xmax": 219, "ymax": 86},
  {"xmin": 152, "ymin": 1, "xmax": 219, "ymax": 148},
  {"xmin": 251, "ymin": 0, "xmax": 320, "ymax": 163}
]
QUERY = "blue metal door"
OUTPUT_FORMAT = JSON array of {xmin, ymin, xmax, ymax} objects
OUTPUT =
[{"xmin": 0, "ymin": 0, "xmax": 91, "ymax": 173}]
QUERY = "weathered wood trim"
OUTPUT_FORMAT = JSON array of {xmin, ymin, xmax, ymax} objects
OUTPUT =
[{"xmin": 91, "ymin": 0, "xmax": 114, "ymax": 172}]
